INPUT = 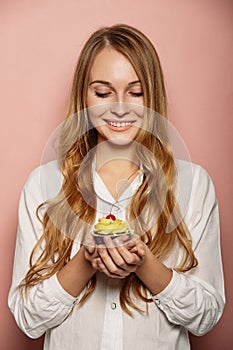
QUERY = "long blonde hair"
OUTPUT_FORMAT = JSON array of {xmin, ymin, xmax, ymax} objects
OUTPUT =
[{"xmin": 21, "ymin": 24, "xmax": 197, "ymax": 315}]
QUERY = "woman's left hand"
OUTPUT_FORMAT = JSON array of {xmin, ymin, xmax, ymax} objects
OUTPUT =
[{"xmin": 94, "ymin": 235, "xmax": 146, "ymax": 278}]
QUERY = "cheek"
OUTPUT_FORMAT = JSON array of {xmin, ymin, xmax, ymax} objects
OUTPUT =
[
  {"xmin": 86, "ymin": 93, "xmax": 95, "ymax": 107},
  {"xmin": 87, "ymin": 91, "xmax": 107, "ymax": 108},
  {"xmin": 88, "ymin": 112, "xmax": 98, "ymax": 128},
  {"xmin": 86, "ymin": 89, "xmax": 102, "ymax": 108},
  {"xmin": 87, "ymin": 103, "xmax": 110, "ymax": 125},
  {"xmin": 88, "ymin": 109, "xmax": 104, "ymax": 129}
]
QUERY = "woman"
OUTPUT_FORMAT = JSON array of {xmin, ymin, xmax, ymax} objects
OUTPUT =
[{"xmin": 8, "ymin": 24, "xmax": 225, "ymax": 349}]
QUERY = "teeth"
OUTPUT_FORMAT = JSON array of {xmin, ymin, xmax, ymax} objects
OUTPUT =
[{"xmin": 107, "ymin": 121, "xmax": 132, "ymax": 127}]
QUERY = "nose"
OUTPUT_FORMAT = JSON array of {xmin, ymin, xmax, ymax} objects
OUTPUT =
[{"xmin": 110, "ymin": 102, "xmax": 131, "ymax": 118}]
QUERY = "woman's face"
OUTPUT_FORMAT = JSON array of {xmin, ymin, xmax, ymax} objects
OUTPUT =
[{"xmin": 87, "ymin": 47, "xmax": 144, "ymax": 145}]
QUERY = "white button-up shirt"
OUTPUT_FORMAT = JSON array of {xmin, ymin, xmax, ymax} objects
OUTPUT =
[{"xmin": 8, "ymin": 159, "xmax": 225, "ymax": 350}]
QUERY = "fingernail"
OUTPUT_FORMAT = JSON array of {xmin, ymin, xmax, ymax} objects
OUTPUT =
[
  {"xmin": 130, "ymin": 247, "xmax": 137, "ymax": 253},
  {"xmin": 127, "ymin": 242, "xmax": 135, "ymax": 248}
]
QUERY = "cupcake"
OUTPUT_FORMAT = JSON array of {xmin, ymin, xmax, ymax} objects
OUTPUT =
[{"xmin": 93, "ymin": 215, "xmax": 132, "ymax": 244}]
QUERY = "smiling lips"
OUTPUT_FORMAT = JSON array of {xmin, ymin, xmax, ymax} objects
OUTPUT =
[{"xmin": 104, "ymin": 119, "xmax": 135, "ymax": 131}]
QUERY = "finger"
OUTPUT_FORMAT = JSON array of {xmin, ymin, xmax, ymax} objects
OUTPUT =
[
  {"xmin": 84, "ymin": 249, "xmax": 98, "ymax": 262},
  {"xmin": 130, "ymin": 234, "xmax": 141, "ymax": 244},
  {"xmin": 126, "ymin": 236, "xmax": 146, "ymax": 258},
  {"xmin": 113, "ymin": 238, "xmax": 142, "ymax": 266},
  {"xmin": 125, "ymin": 241, "xmax": 137, "ymax": 253},
  {"xmin": 83, "ymin": 240, "xmax": 99, "ymax": 256},
  {"xmin": 97, "ymin": 245, "xmax": 135, "ymax": 276},
  {"xmin": 136, "ymin": 244, "xmax": 146, "ymax": 258},
  {"xmin": 91, "ymin": 257, "xmax": 102, "ymax": 270},
  {"xmin": 103, "ymin": 237, "xmax": 136, "ymax": 270},
  {"xmin": 102, "ymin": 234, "xmax": 137, "ymax": 252},
  {"xmin": 97, "ymin": 257, "xmax": 127, "ymax": 278},
  {"xmin": 97, "ymin": 246, "xmax": 123, "ymax": 273},
  {"xmin": 84, "ymin": 250, "xmax": 94, "ymax": 264},
  {"xmin": 111, "ymin": 237, "xmax": 137, "ymax": 253},
  {"xmin": 102, "ymin": 234, "xmax": 129, "ymax": 249},
  {"xmin": 134, "ymin": 240, "xmax": 146, "ymax": 258},
  {"xmin": 85, "ymin": 245, "xmax": 95, "ymax": 254},
  {"xmin": 83, "ymin": 234, "xmax": 97, "ymax": 251}
]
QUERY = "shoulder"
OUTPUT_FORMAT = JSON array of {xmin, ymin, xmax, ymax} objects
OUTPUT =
[
  {"xmin": 175, "ymin": 158, "xmax": 206, "ymax": 177},
  {"xmin": 174, "ymin": 159, "xmax": 217, "ymax": 225},
  {"xmin": 175, "ymin": 159, "xmax": 216, "ymax": 194},
  {"xmin": 23, "ymin": 160, "xmax": 63, "ymax": 202}
]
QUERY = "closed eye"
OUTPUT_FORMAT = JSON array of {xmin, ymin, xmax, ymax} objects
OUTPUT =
[
  {"xmin": 130, "ymin": 92, "xmax": 143, "ymax": 97},
  {"xmin": 95, "ymin": 92, "xmax": 111, "ymax": 98}
]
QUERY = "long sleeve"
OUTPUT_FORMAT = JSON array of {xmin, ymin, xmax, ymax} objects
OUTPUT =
[
  {"xmin": 151, "ymin": 163, "xmax": 225, "ymax": 336},
  {"xmin": 8, "ymin": 164, "xmax": 79, "ymax": 339}
]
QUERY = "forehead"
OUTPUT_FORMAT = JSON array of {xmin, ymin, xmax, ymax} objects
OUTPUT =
[{"xmin": 89, "ymin": 47, "xmax": 139, "ymax": 82}]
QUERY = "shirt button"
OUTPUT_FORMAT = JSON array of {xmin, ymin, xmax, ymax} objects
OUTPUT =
[
  {"xmin": 154, "ymin": 298, "xmax": 160, "ymax": 306},
  {"xmin": 111, "ymin": 302, "xmax": 117, "ymax": 310}
]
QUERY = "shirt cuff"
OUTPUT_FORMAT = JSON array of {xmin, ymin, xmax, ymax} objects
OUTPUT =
[
  {"xmin": 44, "ymin": 274, "xmax": 80, "ymax": 306},
  {"xmin": 151, "ymin": 270, "xmax": 182, "ymax": 306}
]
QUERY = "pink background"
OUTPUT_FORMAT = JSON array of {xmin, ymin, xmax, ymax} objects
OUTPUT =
[{"xmin": 1, "ymin": 0, "xmax": 232, "ymax": 349}]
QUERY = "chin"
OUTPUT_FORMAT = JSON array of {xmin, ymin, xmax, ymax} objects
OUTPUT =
[
  {"xmin": 97, "ymin": 128, "xmax": 137, "ymax": 146},
  {"xmin": 107, "ymin": 138, "xmax": 134, "ymax": 146}
]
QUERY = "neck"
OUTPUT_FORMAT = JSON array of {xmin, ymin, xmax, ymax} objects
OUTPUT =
[
  {"xmin": 95, "ymin": 141, "xmax": 140, "ymax": 200},
  {"xmin": 95, "ymin": 140, "xmax": 139, "ymax": 173}
]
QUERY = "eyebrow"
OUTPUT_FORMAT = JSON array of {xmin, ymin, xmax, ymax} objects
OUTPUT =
[{"xmin": 89, "ymin": 80, "xmax": 141, "ymax": 86}]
